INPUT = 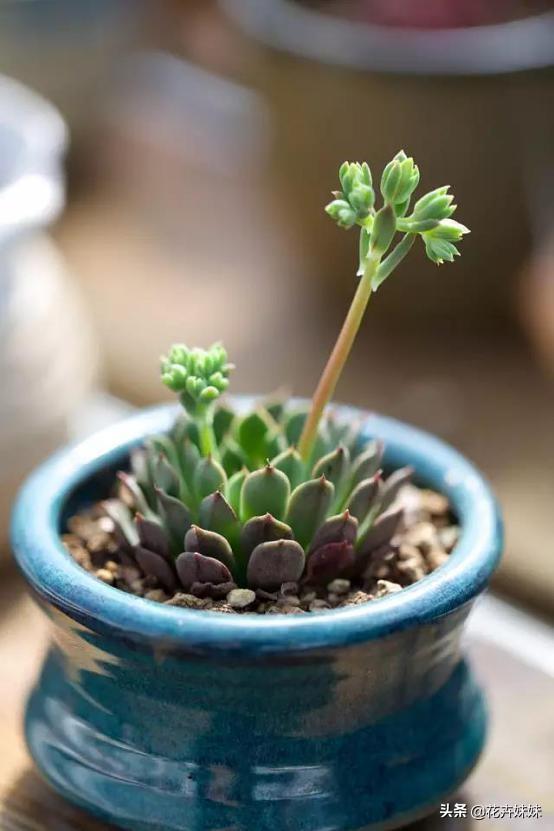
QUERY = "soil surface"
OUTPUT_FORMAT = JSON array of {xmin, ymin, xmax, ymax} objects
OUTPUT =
[{"xmin": 63, "ymin": 485, "xmax": 458, "ymax": 614}]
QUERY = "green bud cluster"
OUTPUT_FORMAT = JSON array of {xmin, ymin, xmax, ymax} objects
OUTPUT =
[
  {"xmin": 161, "ymin": 343, "xmax": 232, "ymax": 411},
  {"xmin": 325, "ymin": 150, "xmax": 469, "ymax": 284},
  {"xmin": 104, "ymin": 384, "xmax": 411, "ymax": 597},
  {"xmin": 380, "ymin": 150, "xmax": 420, "ymax": 212},
  {"xmin": 325, "ymin": 161, "xmax": 375, "ymax": 229}
]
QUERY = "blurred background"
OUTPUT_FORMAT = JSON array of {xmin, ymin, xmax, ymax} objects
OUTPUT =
[{"xmin": 0, "ymin": 0, "xmax": 553, "ymax": 616}]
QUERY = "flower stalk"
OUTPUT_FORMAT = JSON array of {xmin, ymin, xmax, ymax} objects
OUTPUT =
[{"xmin": 298, "ymin": 152, "xmax": 469, "ymax": 460}]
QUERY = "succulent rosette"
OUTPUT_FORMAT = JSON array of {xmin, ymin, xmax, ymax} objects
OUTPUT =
[{"xmin": 103, "ymin": 345, "xmax": 411, "ymax": 596}]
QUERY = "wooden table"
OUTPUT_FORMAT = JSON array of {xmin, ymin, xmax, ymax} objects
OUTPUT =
[{"xmin": 0, "ymin": 573, "xmax": 552, "ymax": 830}]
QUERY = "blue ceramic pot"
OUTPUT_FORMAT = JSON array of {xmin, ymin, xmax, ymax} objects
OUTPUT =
[{"xmin": 11, "ymin": 402, "xmax": 502, "ymax": 831}]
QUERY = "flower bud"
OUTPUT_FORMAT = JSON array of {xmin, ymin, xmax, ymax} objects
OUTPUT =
[
  {"xmin": 426, "ymin": 218, "xmax": 470, "ymax": 242},
  {"xmin": 325, "ymin": 198, "xmax": 357, "ymax": 229},
  {"xmin": 413, "ymin": 186, "xmax": 455, "ymax": 222},
  {"xmin": 380, "ymin": 151, "xmax": 420, "ymax": 206}
]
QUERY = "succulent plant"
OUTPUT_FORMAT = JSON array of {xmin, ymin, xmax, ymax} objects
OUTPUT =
[
  {"xmin": 101, "ymin": 152, "xmax": 467, "ymax": 604},
  {"xmin": 104, "ymin": 364, "xmax": 412, "ymax": 595}
]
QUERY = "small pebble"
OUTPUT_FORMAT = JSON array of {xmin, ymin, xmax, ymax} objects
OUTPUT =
[
  {"xmin": 426, "ymin": 548, "xmax": 450, "ymax": 571},
  {"xmin": 165, "ymin": 593, "xmax": 205, "ymax": 609},
  {"xmin": 96, "ymin": 569, "xmax": 114, "ymax": 585},
  {"xmin": 420, "ymin": 489, "xmax": 450, "ymax": 516},
  {"xmin": 327, "ymin": 578, "xmax": 351, "ymax": 595},
  {"xmin": 144, "ymin": 589, "xmax": 169, "ymax": 603},
  {"xmin": 396, "ymin": 559, "xmax": 426, "ymax": 584},
  {"xmin": 309, "ymin": 599, "xmax": 331, "ymax": 611},
  {"xmin": 130, "ymin": 579, "xmax": 146, "ymax": 596},
  {"xmin": 376, "ymin": 580, "xmax": 402, "ymax": 597},
  {"xmin": 339, "ymin": 590, "xmax": 373, "ymax": 606},
  {"xmin": 277, "ymin": 595, "xmax": 300, "ymax": 607},
  {"xmin": 227, "ymin": 588, "xmax": 257, "ymax": 610},
  {"xmin": 438, "ymin": 526, "xmax": 459, "ymax": 552},
  {"xmin": 280, "ymin": 582, "xmax": 299, "ymax": 596},
  {"xmin": 209, "ymin": 601, "xmax": 236, "ymax": 614}
]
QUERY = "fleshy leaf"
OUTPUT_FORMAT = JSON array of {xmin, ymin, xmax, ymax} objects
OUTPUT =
[
  {"xmin": 176, "ymin": 551, "xmax": 233, "ymax": 590},
  {"xmin": 155, "ymin": 488, "xmax": 191, "ymax": 549},
  {"xmin": 286, "ymin": 476, "xmax": 334, "ymax": 548},
  {"xmin": 184, "ymin": 525, "xmax": 234, "ymax": 570},
  {"xmin": 380, "ymin": 466, "xmax": 413, "ymax": 513},
  {"xmin": 135, "ymin": 514, "xmax": 170, "ymax": 560},
  {"xmin": 239, "ymin": 514, "xmax": 294, "ymax": 560},
  {"xmin": 101, "ymin": 499, "xmax": 138, "ymax": 549},
  {"xmin": 240, "ymin": 465, "xmax": 290, "ymax": 522},
  {"xmin": 308, "ymin": 510, "xmax": 358, "ymax": 555},
  {"xmin": 193, "ymin": 456, "xmax": 227, "ymax": 501},
  {"xmin": 271, "ymin": 447, "xmax": 305, "ymax": 490},
  {"xmin": 198, "ymin": 491, "xmax": 238, "ymax": 540},
  {"xmin": 150, "ymin": 452, "xmax": 181, "ymax": 498},
  {"xmin": 226, "ymin": 468, "xmax": 247, "ymax": 515},
  {"xmin": 247, "ymin": 539, "xmax": 305, "ymax": 590},
  {"xmin": 305, "ymin": 541, "xmax": 355, "ymax": 584},
  {"xmin": 213, "ymin": 403, "xmax": 235, "ymax": 443},
  {"xmin": 135, "ymin": 547, "xmax": 177, "ymax": 592},
  {"xmin": 357, "ymin": 508, "xmax": 403, "ymax": 555},
  {"xmin": 349, "ymin": 440, "xmax": 384, "ymax": 488},
  {"xmin": 312, "ymin": 445, "xmax": 350, "ymax": 490},
  {"xmin": 116, "ymin": 472, "xmax": 151, "ymax": 516},
  {"xmin": 347, "ymin": 474, "xmax": 381, "ymax": 524},
  {"xmin": 236, "ymin": 409, "xmax": 275, "ymax": 466}
]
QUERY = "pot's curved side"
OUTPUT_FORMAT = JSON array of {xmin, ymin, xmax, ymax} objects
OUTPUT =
[
  {"xmin": 25, "ymin": 602, "xmax": 484, "ymax": 831},
  {"xmin": 12, "ymin": 402, "xmax": 502, "ymax": 830}
]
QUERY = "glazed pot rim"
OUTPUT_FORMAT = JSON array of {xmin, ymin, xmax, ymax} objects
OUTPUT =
[
  {"xmin": 11, "ymin": 399, "xmax": 503, "ymax": 655},
  {"xmin": 221, "ymin": 0, "xmax": 554, "ymax": 76}
]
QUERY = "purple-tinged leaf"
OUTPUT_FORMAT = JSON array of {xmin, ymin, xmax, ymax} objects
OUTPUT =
[
  {"xmin": 176, "ymin": 551, "xmax": 233, "ymax": 590},
  {"xmin": 184, "ymin": 525, "xmax": 234, "ymax": 570},
  {"xmin": 357, "ymin": 508, "xmax": 404, "ymax": 555},
  {"xmin": 135, "ymin": 514, "xmax": 170, "ymax": 560},
  {"xmin": 308, "ymin": 510, "xmax": 358, "ymax": 555},
  {"xmin": 116, "ymin": 472, "xmax": 151, "ymax": 515},
  {"xmin": 101, "ymin": 499, "xmax": 138, "ymax": 549},
  {"xmin": 155, "ymin": 487, "xmax": 191, "ymax": 545},
  {"xmin": 380, "ymin": 467, "xmax": 414, "ymax": 513},
  {"xmin": 347, "ymin": 473, "xmax": 381, "ymax": 524},
  {"xmin": 305, "ymin": 541, "xmax": 355, "ymax": 584},
  {"xmin": 135, "ymin": 546, "xmax": 177, "ymax": 592},
  {"xmin": 239, "ymin": 513, "xmax": 294, "ymax": 561},
  {"xmin": 247, "ymin": 539, "xmax": 305, "ymax": 590}
]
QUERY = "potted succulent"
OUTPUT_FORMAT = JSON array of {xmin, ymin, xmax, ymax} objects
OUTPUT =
[{"xmin": 12, "ymin": 153, "xmax": 502, "ymax": 831}]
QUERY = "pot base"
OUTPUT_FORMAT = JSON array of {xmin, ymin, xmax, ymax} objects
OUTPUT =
[{"xmin": 24, "ymin": 650, "xmax": 486, "ymax": 831}]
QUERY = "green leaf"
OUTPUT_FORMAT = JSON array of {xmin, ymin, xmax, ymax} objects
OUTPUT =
[
  {"xmin": 286, "ymin": 476, "xmax": 335, "ymax": 548},
  {"xmin": 193, "ymin": 456, "xmax": 227, "ymax": 501},
  {"xmin": 213, "ymin": 403, "xmax": 236, "ymax": 443},
  {"xmin": 150, "ymin": 453, "xmax": 181, "ymax": 498},
  {"xmin": 284, "ymin": 409, "xmax": 308, "ymax": 446},
  {"xmin": 370, "ymin": 205, "xmax": 397, "ymax": 257},
  {"xmin": 184, "ymin": 525, "xmax": 234, "ymax": 570},
  {"xmin": 226, "ymin": 468, "xmax": 247, "ymax": 515},
  {"xmin": 239, "ymin": 514, "xmax": 294, "ymax": 560},
  {"xmin": 240, "ymin": 465, "xmax": 291, "ymax": 522},
  {"xmin": 271, "ymin": 447, "xmax": 305, "ymax": 490},
  {"xmin": 198, "ymin": 491, "xmax": 238, "ymax": 540},
  {"xmin": 347, "ymin": 474, "xmax": 381, "ymax": 525},
  {"xmin": 312, "ymin": 445, "xmax": 350, "ymax": 491},
  {"xmin": 155, "ymin": 488, "xmax": 191, "ymax": 552},
  {"xmin": 236, "ymin": 409, "xmax": 275, "ymax": 466}
]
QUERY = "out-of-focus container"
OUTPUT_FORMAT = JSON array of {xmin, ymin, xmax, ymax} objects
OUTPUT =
[
  {"xmin": 0, "ymin": 0, "xmax": 147, "ymax": 130},
  {"xmin": 220, "ymin": 0, "xmax": 554, "ymax": 328},
  {"xmin": 0, "ymin": 76, "xmax": 97, "ymax": 556}
]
